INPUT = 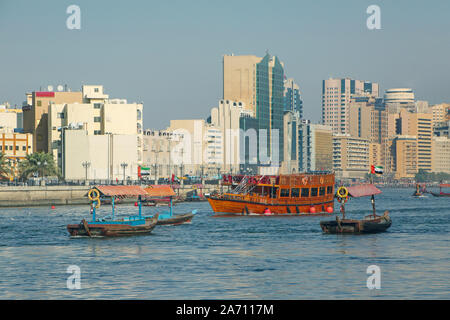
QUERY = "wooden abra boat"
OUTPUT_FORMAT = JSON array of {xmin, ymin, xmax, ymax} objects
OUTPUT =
[
  {"xmin": 144, "ymin": 185, "xmax": 196, "ymax": 225},
  {"xmin": 67, "ymin": 186, "xmax": 158, "ymax": 237},
  {"xmin": 320, "ymin": 184, "xmax": 392, "ymax": 234},
  {"xmin": 208, "ymin": 172, "xmax": 335, "ymax": 216},
  {"xmin": 429, "ymin": 184, "xmax": 450, "ymax": 197}
]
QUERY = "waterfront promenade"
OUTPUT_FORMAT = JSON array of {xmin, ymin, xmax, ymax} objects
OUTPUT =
[{"xmin": 0, "ymin": 184, "xmax": 219, "ymax": 207}]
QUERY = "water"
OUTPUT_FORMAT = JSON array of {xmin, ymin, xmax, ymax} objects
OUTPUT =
[{"xmin": 0, "ymin": 188, "xmax": 448, "ymax": 299}]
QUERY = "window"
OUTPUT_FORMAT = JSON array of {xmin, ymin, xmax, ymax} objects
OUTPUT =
[
  {"xmin": 15, "ymin": 146, "xmax": 19, "ymax": 151},
  {"xmin": 319, "ymin": 187, "xmax": 326, "ymax": 196},
  {"xmin": 0, "ymin": 146, "xmax": 2, "ymax": 151},
  {"xmin": 291, "ymin": 188, "xmax": 300, "ymax": 197},
  {"xmin": 311, "ymin": 188, "xmax": 318, "ymax": 197},
  {"xmin": 94, "ymin": 88, "xmax": 99, "ymax": 93},
  {"xmin": 280, "ymin": 188, "xmax": 290, "ymax": 197},
  {"xmin": 57, "ymin": 112, "xmax": 65, "ymax": 119},
  {"xmin": 137, "ymin": 109, "xmax": 142, "ymax": 120},
  {"xmin": 301, "ymin": 188, "xmax": 309, "ymax": 197},
  {"xmin": 37, "ymin": 100, "xmax": 42, "ymax": 106},
  {"xmin": 327, "ymin": 186, "xmax": 333, "ymax": 194},
  {"xmin": 94, "ymin": 116, "xmax": 101, "ymax": 122},
  {"xmin": 22, "ymin": 146, "xmax": 26, "ymax": 151},
  {"xmin": 94, "ymin": 103, "xmax": 101, "ymax": 109},
  {"xmin": 94, "ymin": 130, "xmax": 101, "ymax": 135}
]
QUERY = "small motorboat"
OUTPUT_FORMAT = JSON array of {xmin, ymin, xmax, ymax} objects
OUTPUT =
[
  {"xmin": 412, "ymin": 184, "xmax": 423, "ymax": 197},
  {"xmin": 320, "ymin": 184, "xmax": 392, "ymax": 234}
]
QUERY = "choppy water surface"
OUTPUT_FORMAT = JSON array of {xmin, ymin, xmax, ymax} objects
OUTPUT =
[{"xmin": 0, "ymin": 188, "xmax": 448, "ymax": 299}]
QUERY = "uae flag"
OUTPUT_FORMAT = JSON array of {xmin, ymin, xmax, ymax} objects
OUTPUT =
[{"xmin": 371, "ymin": 165, "xmax": 383, "ymax": 174}]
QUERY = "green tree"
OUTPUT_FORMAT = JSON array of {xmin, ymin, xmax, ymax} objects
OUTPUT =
[
  {"xmin": 0, "ymin": 153, "xmax": 12, "ymax": 179},
  {"xmin": 18, "ymin": 152, "xmax": 60, "ymax": 180}
]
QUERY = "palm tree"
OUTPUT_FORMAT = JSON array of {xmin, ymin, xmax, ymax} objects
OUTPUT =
[
  {"xmin": 18, "ymin": 152, "xmax": 60, "ymax": 180},
  {"xmin": 0, "ymin": 153, "xmax": 12, "ymax": 179}
]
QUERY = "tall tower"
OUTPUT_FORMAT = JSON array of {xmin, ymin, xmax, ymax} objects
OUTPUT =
[{"xmin": 321, "ymin": 78, "xmax": 379, "ymax": 134}]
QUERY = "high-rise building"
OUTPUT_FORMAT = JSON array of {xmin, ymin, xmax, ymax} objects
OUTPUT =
[
  {"xmin": 223, "ymin": 53, "xmax": 285, "ymax": 167},
  {"xmin": 391, "ymin": 135, "xmax": 418, "ymax": 179},
  {"xmin": 284, "ymin": 78, "xmax": 303, "ymax": 119},
  {"xmin": 332, "ymin": 134, "xmax": 370, "ymax": 179},
  {"xmin": 298, "ymin": 121, "xmax": 333, "ymax": 173},
  {"xmin": 384, "ymin": 88, "xmax": 415, "ymax": 113},
  {"xmin": 432, "ymin": 136, "xmax": 450, "ymax": 174},
  {"xmin": 322, "ymin": 78, "xmax": 379, "ymax": 135},
  {"xmin": 393, "ymin": 109, "xmax": 433, "ymax": 172}
]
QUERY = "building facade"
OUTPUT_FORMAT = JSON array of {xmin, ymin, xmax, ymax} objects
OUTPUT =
[
  {"xmin": 322, "ymin": 78, "xmax": 379, "ymax": 135},
  {"xmin": 333, "ymin": 134, "xmax": 370, "ymax": 179}
]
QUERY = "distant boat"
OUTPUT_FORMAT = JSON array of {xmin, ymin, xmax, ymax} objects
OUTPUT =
[
  {"xmin": 67, "ymin": 186, "xmax": 158, "ymax": 237},
  {"xmin": 429, "ymin": 184, "xmax": 450, "ymax": 197},
  {"xmin": 412, "ymin": 184, "xmax": 423, "ymax": 197},
  {"xmin": 320, "ymin": 184, "xmax": 392, "ymax": 234}
]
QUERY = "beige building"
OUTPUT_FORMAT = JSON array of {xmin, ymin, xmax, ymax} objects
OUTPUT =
[
  {"xmin": 322, "ymin": 78, "xmax": 379, "ymax": 135},
  {"xmin": 392, "ymin": 109, "xmax": 433, "ymax": 172},
  {"xmin": 391, "ymin": 135, "xmax": 418, "ymax": 179},
  {"xmin": 142, "ymin": 129, "xmax": 186, "ymax": 180},
  {"xmin": 0, "ymin": 104, "xmax": 23, "ymax": 131},
  {"xmin": 23, "ymin": 90, "xmax": 83, "ymax": 152},
  {"xmin": 0, "ymin": 131, "xmax": 33, "ymax": 179},
  {"xmin": 428, "ymin": 103, "xmax": 450, "ymax": 127},
  {"xmin": 63, "ymin": 129, "xmax": 138, "ymax": 181},
  {"xmin": 223, "ymin": 55, "xmax": 263, "ymax": 113},
  {"xmin": 297, "ymin": 121, "xmax": 333, "ymax": 173},
  {"xmin": 432, "ymin": 136, "xmax": 450, "ymax": 174},
  {"xmin": 47, "ymin": 85, "xmax": 143, "ymax": 169},
  {"xmin": 333, "ymin": 134, "xmax": 369, "ymax": 179}
]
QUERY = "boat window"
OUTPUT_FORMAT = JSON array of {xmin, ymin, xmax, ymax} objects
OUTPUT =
[
  {"xmin": 319, "ymin": 187, "xmax": 326, "ymax": 196},
  {"xmin": 291, "ymin": 188, "xmax": 300, "ymax": 197},
  {"xmin": 280, "ymin": 188, "xmax": 290, "ymax": 197},
  {"xmin": 301, "ymin": 188, "xmax": 309, "ymax": 197},
  {"xmin": 311, "ymin": 188, "xmax": 318, "ymax": 197},
  {"xmin": 327, "ymin": 186, "xmax": 333, "ymax": 194}
]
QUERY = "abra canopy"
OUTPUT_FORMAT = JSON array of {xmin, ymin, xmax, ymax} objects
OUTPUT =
[
  {"xmin": 347, "ymin": 184, "xmax": 382, "ymax": 198},
  {"xmin": 144, "ymin": 185, "xmax": 176, "ymax": 198},
  {"xmin": 87, "ymin": 185, "xmax": 149, "ymax": 199}
]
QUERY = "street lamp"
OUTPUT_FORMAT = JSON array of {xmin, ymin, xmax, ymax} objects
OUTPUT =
[
  {"xmin": 152, "ymin": 147, "xmax": 163, "ymax": 185},
  {"xmin": 82, "ymin": 161, "xmax": 91, "ymax": 184},
  {"xmin": 120, "ymin": 162, "xmax": 128, "ymax": 185}
]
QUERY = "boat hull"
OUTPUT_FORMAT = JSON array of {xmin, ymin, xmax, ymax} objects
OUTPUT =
[
  {"xmin": 67, "ymin": 217, "xmax": 158, "ymax": 237},
  {"xmin": 156, "ymin": 213, "xmax": 195, "ymax": 225},
  {"xmin": 208, "ymin": 197, "xmax": 334, "ymax": 216},
  {"xmin": 320, "ymin": 212, "xmax": 392, "ymax": 234},
  {"xmin": 430, "ymin": 192, "xmax": 450, "ymax": 197}
]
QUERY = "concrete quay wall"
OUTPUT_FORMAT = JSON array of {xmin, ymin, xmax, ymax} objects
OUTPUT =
[{"xmin": 0, "ymin": 184, "xmax": 220, "ymax": 207}]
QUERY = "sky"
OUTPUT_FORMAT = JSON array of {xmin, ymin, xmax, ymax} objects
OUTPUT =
[{"xmin": 1, "ymin": 0, "xmax": 449, "ymax": 129}]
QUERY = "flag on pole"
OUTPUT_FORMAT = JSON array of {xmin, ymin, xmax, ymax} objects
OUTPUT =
[{"xmin": 371, "ymin": 165, "xmax": 383, "ymax": 174}]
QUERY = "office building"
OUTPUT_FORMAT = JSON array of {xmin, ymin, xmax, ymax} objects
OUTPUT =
[{"xmin": 322, "ymin": 78, "xmax": 379, "ymax": 135}]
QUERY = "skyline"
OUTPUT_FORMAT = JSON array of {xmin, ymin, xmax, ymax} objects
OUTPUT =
[{"xmin": 1, "ymin": 0, "xmax": 450, "ymax": 130}]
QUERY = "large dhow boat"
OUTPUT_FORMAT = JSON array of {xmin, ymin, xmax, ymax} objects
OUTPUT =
[
  {"xmin": 320, "ymin": 184, "xmax": 392, "ymax": 234},
  {"xmin": 208, "ymin": 172, "xmax": 335, "ymax": 216},
  {"xmin": 67, "ymin": 186, "xmax": 158, "ymax": 237}
]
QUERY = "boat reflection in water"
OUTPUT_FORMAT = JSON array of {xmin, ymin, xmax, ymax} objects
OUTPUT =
[{"xmin": 208, "ymin": 172, "xmax": 335, "ymax": 216}]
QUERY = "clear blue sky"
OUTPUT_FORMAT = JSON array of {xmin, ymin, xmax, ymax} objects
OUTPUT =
[{"xmin": 1, "ymin": 0, "xmax": 449, "ymax": 129}]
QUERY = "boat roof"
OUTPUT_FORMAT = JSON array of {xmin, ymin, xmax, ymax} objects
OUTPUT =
[
  {"xmin": 347, "ymin": 184, "xmax": 382, "ymax": 197},
  {"xmin": 92, "ymin": 185, "xmax": 149, "ymax": 197},
  {"xmin": 144, "ymin": 185, "xmax": 176, "ymax": 197},
  {"xmin": 440, "ymin": 184, "xmax": 450, "ymax": 188}
]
